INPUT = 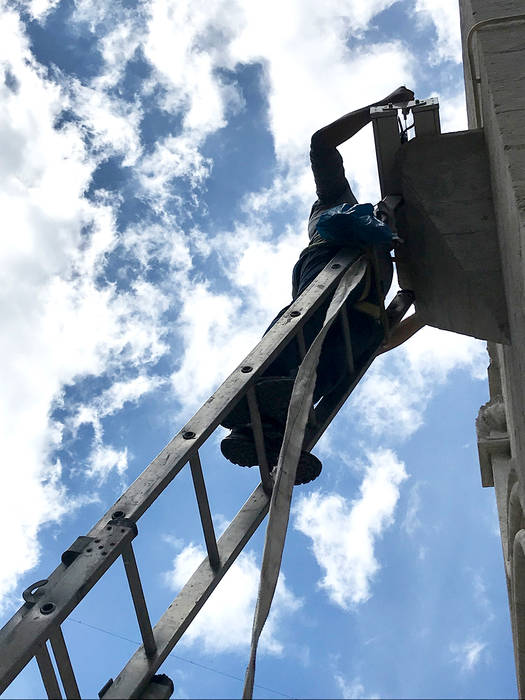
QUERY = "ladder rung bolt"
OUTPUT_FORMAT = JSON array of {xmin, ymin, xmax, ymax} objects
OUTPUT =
[
  {"xmin": 290, "ymin": 310, "xmax": 301, "ymax": 317},
  {"xmin": 112, "ymin": 510, "xmax": 125, "ymax": 519},
  {"xmin": 331, "ymin": 263, "xmax": 341, "ymax": 269},
  {"xmin": 241, "ymin": 365, "xmax": 253, "ymax": 373},
  {"xmin": 39, "ymin": 602, "xmax": 56, "ymax": 615},
  {"xmin": 182, "ymin": 431, "xmax": 196, "ymax": 439}
]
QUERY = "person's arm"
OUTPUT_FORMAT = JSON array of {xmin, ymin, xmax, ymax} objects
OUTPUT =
[
  {"xmin": 309, "ymin": 86, "xmax": 414, "ymax": 204},
  {"xmin": 378, "ymin": 313, "xmax": 425, "ymax": 354},
  {"xmin": 311, "ymin": 86, "xmax": 414, "ymax": 149}
]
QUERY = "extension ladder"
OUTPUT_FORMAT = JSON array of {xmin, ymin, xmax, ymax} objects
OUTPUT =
[{"xmin": 0, "ymin": 248, "xmax": 413, "ymax": 699}]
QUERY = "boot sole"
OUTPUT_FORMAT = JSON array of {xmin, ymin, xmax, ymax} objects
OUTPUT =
[{"xmin": 220, "ymin": 433, "xmax": 322, "ymax": 485}]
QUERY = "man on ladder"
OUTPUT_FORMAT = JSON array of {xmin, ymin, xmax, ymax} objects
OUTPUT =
[{"xmin": 221, "ymin": 85, "xmax": 423, "ymax": 484}]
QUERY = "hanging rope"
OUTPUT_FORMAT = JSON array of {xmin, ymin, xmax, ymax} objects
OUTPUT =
[{"xmin": 242, "ymin": 256, "xmax": 368, "ymax": 699}]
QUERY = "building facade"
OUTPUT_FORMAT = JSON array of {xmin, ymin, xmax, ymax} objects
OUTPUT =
[{"xmin": 459, "ymin": 0, "xmax": 525, "ymax": 694}]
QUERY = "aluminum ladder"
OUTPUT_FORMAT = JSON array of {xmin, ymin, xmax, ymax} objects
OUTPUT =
[
  {"xmin": 0, "ymin": 96, "xmax": 438, "ymax": 699},
  {"xmin": 0, "ymin": 248, "xmax": 413, "ymax": 699}
]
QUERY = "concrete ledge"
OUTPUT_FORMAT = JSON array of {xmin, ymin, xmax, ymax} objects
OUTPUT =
[{"xmin": 395, "ymin": 129, "xmax": 510, "ymax": 343}]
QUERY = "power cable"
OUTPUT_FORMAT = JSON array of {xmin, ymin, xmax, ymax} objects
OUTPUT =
[{"xmin": 67, "ymin": 617, "xmax": 297, "ymax": 699}]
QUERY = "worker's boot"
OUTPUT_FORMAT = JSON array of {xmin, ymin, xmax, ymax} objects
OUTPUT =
[
  {"xmin": 220, "ymin": 423, "xmax": 322, "ymax": 485},
  {"xmin": 220, "ymin": 377, "xmax": 295, "ymax": 429}
]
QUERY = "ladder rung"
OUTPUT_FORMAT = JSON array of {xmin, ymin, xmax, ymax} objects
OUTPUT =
[
  {"xmin": 339, "ymin": 303, "xmax": 355, "ymax": 375},
  {"xmin": 189, "ymin": 453, "xmax": 220, "ymax": 570},
  {"xmin": 296, "ymin": 326, "xmax": 307, "ymax": 360},
  {"xmin": 36, "ymin": 643, "xmax": 62, "ymax": 700},
  {"xmin": 370, "ymin": 247, "xmax": 389, "ymax": 336},
  {"xmin": 49, "ymin": 628, "xmax": 80, "ymax": 699},
  {"xmin": 246, "ymin": 386, "xmax": 273, "ymax": 493},
  {"xmin": 122, "ymin": 544, "xmax": 157, "ymax": 658}
]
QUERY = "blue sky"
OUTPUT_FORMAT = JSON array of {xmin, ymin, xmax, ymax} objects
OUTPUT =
[{"xmin": 0, "ymin": 0, "xmax": 517, "ymax": 697}]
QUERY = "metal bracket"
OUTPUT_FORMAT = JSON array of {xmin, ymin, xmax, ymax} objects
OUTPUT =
[
  {"xmin": 61, "ymin": 536, "xmax": 95, "ymax": 567},
  {"xmin": 108, "ymin": 518, "xmax": 138, "ymax": 536}
]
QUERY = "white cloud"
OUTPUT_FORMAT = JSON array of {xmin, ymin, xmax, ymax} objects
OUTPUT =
[
  {"xmin": 336, "ymin": 674, "xmax": 379, "ymax": 700},
  {"xmin": 92, "ymin": 18, "xmax": 143, "ymax": 90},
  {"xmin": 470, "ymin": 571, "xmax": 495, "ymax": 623},
  {"xmin": 86, "ymin": 444, "xmax": 128, "ymax": 483},
  {"xmin": 414, "ymin": 0, "xmax": 462, "ymax": 63},
  {"xmin": 450, "ymin": 638, "xmax": 488, "ymax": 672},
  {"xmin": 138, "ymin": 133, "xmax": 213, "ymax": 204},
  {"xmin": 349, "ymin": 326, "xmax": 487, "ymax": 440},
  {"xmin": 169, "ymin": 281, "xmax": 261, "ymax": 416},
  {"xmin": 19, "ymin": 0, "xmax": 60, "ymax": 20},
  {"xmin": 120, "ymin": 223, "xmax": 193, "ymax": 272},
  {"xmin": 294, "ymin": 449, "xmax": 408, "ymax": 608},
  {"xmin": 0, "ymin": 6, "xmax": 173, "ymax": 606},
  {"xmin": 164, "ymin": 543, "xmax": 302, "ymax": 655},
  {"xmin": 67, "ymin": 373, "xmax": 165, "ymax": 483},
  {"xmin": 69, "ymin": 80, "xmax": 143, "ymax": 167},
  {"xmin": 439, "ymin": 90, "xmax": 468, "ymax": 132},
  {"xmin": 402, "ymin": 482, "xmax": 424, "ymax": 536}
]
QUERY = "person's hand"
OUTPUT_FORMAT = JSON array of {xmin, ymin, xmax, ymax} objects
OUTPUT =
[{"xmin": 381, "ymin": 86, "xmax": 414, "ymax": 105}]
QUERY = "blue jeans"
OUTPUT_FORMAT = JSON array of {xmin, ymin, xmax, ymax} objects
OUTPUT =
[{"xmin": 263, "ymin": 244, "xmax": 389, "ymax": 401}]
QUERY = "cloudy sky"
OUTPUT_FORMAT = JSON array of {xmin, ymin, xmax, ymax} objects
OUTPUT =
[{"xmin": 0, "ymin": 0, "xmax": 517, "ymax": 698}]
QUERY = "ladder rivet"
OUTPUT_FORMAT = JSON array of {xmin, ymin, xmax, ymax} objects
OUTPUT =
[
  {"xmin": 112, "ymin": 510, "xmax": 125, "ymax": 519},
  {"xmin": 86, "ymin": 548, "xmax": 92, "ymax": 553},
  {"xmin": 241, "ymin": 365, "xmax": 253, "ymax": 373},
  {"xmin": 290, "ymin": 310, "xmax": 301, "ymax": 317},
  {"xmin": 40, "ymin": 602, "xmax": 56, "ymax": 615},
  {"xmin": 94, "ymin": 539, "xmax": 101, "ymax": 543},
  {"xmin": 183, "ymin": 431, "xmax": 196, "ymax": 439},
  {"xmin": 106, "ymin": 526, "xmax": 112, "ymax": 531},
  {"xmin": 331, "ymin": 263, "xmax": 341, "ymax": 269}
]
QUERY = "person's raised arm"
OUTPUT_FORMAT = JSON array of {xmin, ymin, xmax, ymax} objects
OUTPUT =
[{"xmin": 311, "ymin": 85, "xmax": 414, "ymax": 149}]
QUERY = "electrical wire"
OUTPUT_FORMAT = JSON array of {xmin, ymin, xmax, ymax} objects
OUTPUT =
[{"xmin": 66, "ymin": 617, "xmax": 297, "ymax": 699}]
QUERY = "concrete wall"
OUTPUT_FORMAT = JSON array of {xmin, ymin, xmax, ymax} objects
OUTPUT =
[
  {"xmin": 396, "ymin": 129, "xmax": 509, "ymax": 343},
  {"xmin": 460, "ymin": 0, "xmax": 525, "ymax": 694}
]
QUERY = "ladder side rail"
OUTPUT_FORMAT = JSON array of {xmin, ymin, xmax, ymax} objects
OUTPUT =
[
  {"xmin": 339, "ymin": 300, "xmax": 355, "ymax": 375},
  {"xmin": 0, "ymin": 251, "xmax": 366, "ymax": 695},
  {"xmin": 102, "ymin": 484, "xmax": 270, "ymax": 700},
  {"xmin": 246, "ymin": 386, "xmax": 273, "ymax": 492}
]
